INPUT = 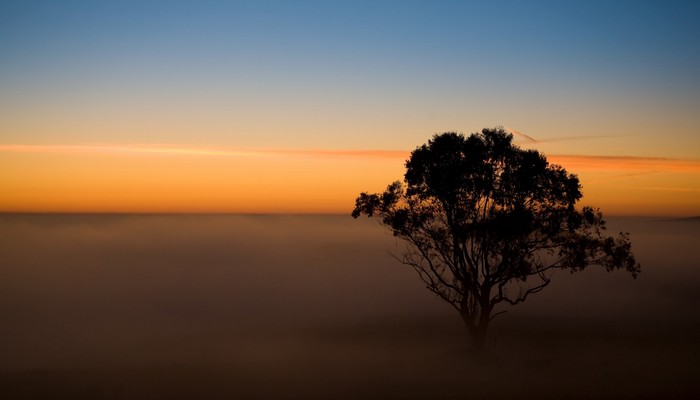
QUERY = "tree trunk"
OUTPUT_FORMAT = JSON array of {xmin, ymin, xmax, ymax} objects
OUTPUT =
[
  {"xmin": 461, "ymin": 312, "xmax": 489, "ymax": 352},
  {"xmin": 470, "ymin": 326, "xmax": 487, "ymax": 351},
  {"xmin": 461, "ymin": 302, "xmax": 492, "ymax": 352}
]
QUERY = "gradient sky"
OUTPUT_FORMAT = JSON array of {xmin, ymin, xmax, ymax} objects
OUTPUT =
[{"xmin": 1, "ymin": 0, "xmax": 699, "ymax": 215}]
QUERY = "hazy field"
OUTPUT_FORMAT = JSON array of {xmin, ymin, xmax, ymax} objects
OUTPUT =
[{"xmin": 1, "ymin": 214, "xmax": 698, "ymax": 399}]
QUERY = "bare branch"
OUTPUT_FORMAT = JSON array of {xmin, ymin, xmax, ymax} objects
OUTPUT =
[{"xmin": 489, "ymin": 310, "xmax": 508, "ymax": 321}]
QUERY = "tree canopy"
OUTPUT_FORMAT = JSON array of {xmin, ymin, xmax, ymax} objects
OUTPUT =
[{"xmin": 352, "ymin": 127, "xmax": 640, "ymax": 349}]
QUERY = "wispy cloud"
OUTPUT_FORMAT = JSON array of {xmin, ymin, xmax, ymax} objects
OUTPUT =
[
  {"xmin": 504, "ymin": 127, "xmax": 538, "ymax": 143},
  {"xmin": 633, "ymin": 186, "xmax": 700, "ymax": 193},
  {"xmin": 549, "ymin": 155, "xmax": 700, "ymax": 173},
  {"xmin": 0, "ymin": 144, "xmax": 409, "ymax": 159},
  {"xmin": 505, "ymin": 127, "xmax": 632, "ymax": 144},
  {"xmin": 535, "ymin": 134, "xmax": 632, "ymax": 143},
  {"xmin": 2, "ymin": 143, "xmax": 699, "ymax": 173}
]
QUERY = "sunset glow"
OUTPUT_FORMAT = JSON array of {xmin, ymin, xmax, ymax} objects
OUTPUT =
[
  {"xmin": 1, "ymin": 142, "xmax": 698, "ymax": 215},
  {"xmin": 1, "ymin": 1, "xmax": 698, "ymax": 216}
]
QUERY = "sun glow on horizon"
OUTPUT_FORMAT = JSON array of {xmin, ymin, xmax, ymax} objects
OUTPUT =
[{"xmin": 1, "ymin": 143, "xmax": 698, "ymax": 216}]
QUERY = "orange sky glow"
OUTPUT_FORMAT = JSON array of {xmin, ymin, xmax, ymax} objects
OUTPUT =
[
  {"xmin": 1, "ymin": 144, "xmax": 698, "ymax": 216},
  {"xmin": 2, "ymin": 2, "xmax": 699, "ymax": 217}
]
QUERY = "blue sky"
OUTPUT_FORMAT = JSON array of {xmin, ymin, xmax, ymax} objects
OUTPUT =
[{"xmin": 2, "ymin": 1, "xmax": 699, "ymax": 152}]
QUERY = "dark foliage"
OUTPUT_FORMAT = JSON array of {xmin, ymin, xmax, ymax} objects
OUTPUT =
[{"xmin": 353, "ymin": 128, "xmax": 640, "ymax": 349}]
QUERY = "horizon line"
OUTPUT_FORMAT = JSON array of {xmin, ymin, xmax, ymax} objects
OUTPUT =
[{"xmin": 1, "ymin": 211, "xmax": 697, "ymax": 219}]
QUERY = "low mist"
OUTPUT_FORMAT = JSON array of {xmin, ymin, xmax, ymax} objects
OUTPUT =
[{"xmin": 1, "ymin": 214, "xmax": 698, "ymax": 399}]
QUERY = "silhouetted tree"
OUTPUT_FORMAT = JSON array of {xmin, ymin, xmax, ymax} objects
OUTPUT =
[{"xmin": 352, "ymin": 128, "xmax": 640, "ymax": 350}]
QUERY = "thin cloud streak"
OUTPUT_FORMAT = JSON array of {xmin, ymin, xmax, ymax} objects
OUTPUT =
[
  {"xmin": 535, "ymin": 134, "xmax": 632, "ymax": 143},
  {"xmin": 504, "ymin": 127, "xmax": 631, "ymax": 144},
  {"xmin": 0, "ymin": 144, "xmax": 409, "ymax": 159},
  {"xmin": 2, "ymin": 144, "xmax": 699, "ymax": 173},
  {"xmin": 549, "ymin": 155, "xmax": 700, "ymax": 173},
  {"xmin": 505, "ymin": 127, "xmax": 538, "ymax": 143},
  {"xmin": 633, "ymin": 186, "xmax": 700, "ymax": 193}
]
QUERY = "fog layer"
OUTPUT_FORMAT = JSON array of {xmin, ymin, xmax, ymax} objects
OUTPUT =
[{"xmin": 1, "ymin": 214, "xmax": 698, "ymax": 399}]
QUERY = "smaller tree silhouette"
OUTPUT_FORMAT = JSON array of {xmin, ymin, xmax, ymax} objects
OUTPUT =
[{"xmin": 353, "ymin": 128, "xmax": 640, "ymax": 350}]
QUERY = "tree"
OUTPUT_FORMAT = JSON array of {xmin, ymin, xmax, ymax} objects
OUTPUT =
[{"xmin": 352, "ymin": 128, "xmax": 640, "ymax": 350}]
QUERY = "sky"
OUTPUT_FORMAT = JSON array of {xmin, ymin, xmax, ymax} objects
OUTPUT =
[{"xmin": 1, "ymin": 0, "xmax": 699, "ymax": 215}]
